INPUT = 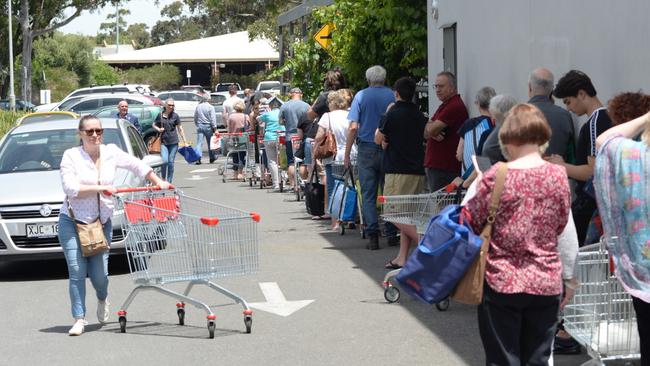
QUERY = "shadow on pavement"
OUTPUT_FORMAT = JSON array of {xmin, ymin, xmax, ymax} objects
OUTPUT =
[{"xmin": 0, "ymin": 254, "xmax": 132, "ymax": 282}]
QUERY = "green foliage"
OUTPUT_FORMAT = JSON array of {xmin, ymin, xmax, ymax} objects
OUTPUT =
[
  {"xmin": 0, "ymin": 110, "xmax": 27, "ymax": 138},
  {"xmin": 43, "ymin": 67, "xmax": 80, "ymax": 101},
  {"xmin": 119, "ymin": 65, "xmax": 182, "ymax": 90},
  {"xmin": 279, "ymin": 0, "xmax": 428, "ymax": 96},
  {"xmin": 90, "ymin": 61, "xmax": 119, "ymax": 85}
]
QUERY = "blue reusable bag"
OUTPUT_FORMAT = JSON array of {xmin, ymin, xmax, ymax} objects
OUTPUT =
[
  {"xmin": 178, "ymin": 145, "xmax": 201, "ymax": 163},
  {"xmin": 329, "ymin": 177, "xmax": 358, "ymax": 222},
  {"xmin": 396, "ymin": 204, "xmax": 484, "ymax": 305}
]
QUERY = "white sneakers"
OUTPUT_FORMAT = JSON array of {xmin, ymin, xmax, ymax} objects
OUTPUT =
[
  {"xmin": 68, "ymin": 319, "xmax": 88, "ymax": 336},
  {"xmin": 97, "ymin": 299, "xmax": 110, "ymax": 324}
]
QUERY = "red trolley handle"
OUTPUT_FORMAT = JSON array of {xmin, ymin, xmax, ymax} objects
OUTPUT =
[{"xmin": 105, "ymin": 185, "xmax": 175, "ymax": 196}]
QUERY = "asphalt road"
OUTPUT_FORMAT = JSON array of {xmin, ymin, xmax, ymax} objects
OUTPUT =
[{"xmin": 0, "ymin": 124, "xmax": 602, "ymax": 365}]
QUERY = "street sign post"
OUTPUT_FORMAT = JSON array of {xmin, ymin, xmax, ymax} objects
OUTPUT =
[
  {"xmin": 186, "ymin": 69, "xmax": 191, "ymax": 86},
  {"xmin": 314, "ymin": 22, "xmax": 336, "ymax": 52}
]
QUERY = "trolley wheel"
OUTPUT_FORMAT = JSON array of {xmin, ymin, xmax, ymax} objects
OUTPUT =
[
  {"xmin": 259, "ymin": 178, "xmax": 264, "ymax": 189},
  {"xmin": 435, "ymin": 298, "xmax": 450, "ymax": 311},
  {"xmin": 207, "ymin": 320, "xmax": 216, "ymax": 339},
  {"xmin": 177, "ymin": 308, "xmax": 185, "ymax": 325},
  {"xmin": 339, "ymin": 224, "xmax": 346, "ymax": 235},
  {"xmin": 279, "ymin": 180, "xmax": 283, "ymax": 193},
  {"xmin": 119, "ymin": 316, "xmax": 127, "ymax": 333},
  {"xmin": 348, "ymin": 223, "xmax": 356, "ymax": 230},
  {"xmin": 249, "ymin": 178, "xmax": 253, "ymax": 187},
  {"xmin": 361, "ymin": 229, "xmax": 367, "ymax": 239},
  {"xmin": 244, "ymin": 315, "xmax": 253, "ymax": 334},
  {"xmin": 384, "ymin": 285, "xmax": 400, "ymax": 303},
  {"xmin": 295, "ymin": 187, "xmax": 300, "ymax": 201},
  {"xmin": 222, "ymin": 176, "xmax": 226, "ymax": 183}
]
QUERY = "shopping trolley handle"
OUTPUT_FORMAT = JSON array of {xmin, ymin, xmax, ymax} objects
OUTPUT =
[{"xmin": 106, "ymin": 185, "xmax": 176, "ymax": 196}]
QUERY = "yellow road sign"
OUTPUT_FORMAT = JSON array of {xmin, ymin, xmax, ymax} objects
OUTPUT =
[{"xmin": 314, "ymin": 23, "xmax": 336, "ymax": 50}]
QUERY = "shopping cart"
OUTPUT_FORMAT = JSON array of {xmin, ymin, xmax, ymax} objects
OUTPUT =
[
  {"xmin": 329, "ymin": 160, "xmax": 361, "ymax": 236},
  {"xmin": 379, "ymin": 187, "xmax": 465, "ymax": 310},
  {"xmin": 291, "ymin": 135, "xmax": 304, "ymax": 201},
  {"xmin": 244, "ymin": 132, "xmax": 259, "ymax": 187},
  {"xmin": 276, "ymin": 131, "xmax": 288, "ymax": 192},
  {"xmin": 563, "ymin": 238, "xmax": 640, "ymax": 365},
  {"xmin": 219, "ymin": 132, "xmax": 248, "ymax": 183},
  {"xmin": 112, "ymin": 186, "xmax": 260, "ymax": 338}
]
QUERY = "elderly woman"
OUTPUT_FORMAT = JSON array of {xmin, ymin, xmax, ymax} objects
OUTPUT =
[
  {"xmin": 153, "ymin": 98, "xmax": 187, "ymax": 183},
  {"xmin": 59, "ymin": 115, "xmax": 169, "ymax": 336},
  {"xmin": 228, "ymin": 100, "xmax": 249, "ymax": 179},
  {"xmin": 314, "ymin": 90, "xmax": 357, "ymax": 223},
  {"xmin": 257, "ymin": 97, "xmax": 285, "ymax": 190},
  {"xmin": 464, "ymin": 104, "xmax": 572, "ymax": 365},
  {"xmin": 594, "ymin": 99, "xmax": 650, "ymax": 365}
]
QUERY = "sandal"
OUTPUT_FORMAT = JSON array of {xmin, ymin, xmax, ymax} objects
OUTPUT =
[{"xmin": 384, "ymin": 260, "xmax": 402, "ymax": 270}]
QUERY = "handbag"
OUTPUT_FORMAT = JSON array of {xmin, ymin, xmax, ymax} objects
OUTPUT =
[
  {"xmin": 313, "ymin": 114, "xmax": 337, "ymax": 159},
  {"xmin": 178, "ymin": 144, "xmax": 201, "ymax": 163},
  {"xmin": 304, "ymin": 164, "xmax": 325, "ymax": 216},
  {"xmin": 329, "ymin": 167, "xmax": 358, "ymax": 222},
  {"xmin": 450, "ymin": 163, "xmax": 507, "ymax": 305},
  {"xmin": 67, "ymin": 156, "xmax": 109, "ymax": 257},
  {"xmin": 147, "ymin": 133, "xmax": 161, "ymax": 154}
]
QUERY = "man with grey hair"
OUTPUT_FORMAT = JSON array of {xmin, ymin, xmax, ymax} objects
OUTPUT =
[
  {"xmin": 528, "ymin": 68, "xmax": 575, "ymax": 159},
  {"xmin": 193, "ymin": 94, "xmax": 218, "ymax": 164},
  {"xmin": 424, "ymin": 71, "xmax": 469, "ymax": 192},
  {"xmin": 344, "ymin": 65, "xmax": 396, "ymax": 250},
  {"xmin": 481, "ymin": 94, "xmax": 518, "ymax": 164}
]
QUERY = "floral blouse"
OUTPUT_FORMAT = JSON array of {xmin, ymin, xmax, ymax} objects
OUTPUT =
[
  {"xmin": 464, "ymin": 162, "xmax": 571, "ymax": 296},
  {"xmin": 595, "ymin": 134, "xmax": 650, "ymax": 303}
]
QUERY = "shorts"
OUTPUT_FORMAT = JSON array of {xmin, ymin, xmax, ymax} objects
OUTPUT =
[{"xmin": 384, "ymin": 174, "xmax": 426, "ymax": 196}]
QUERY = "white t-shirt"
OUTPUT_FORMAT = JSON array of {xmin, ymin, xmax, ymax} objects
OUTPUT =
[
  {"xmin": 222, "ymin": 95, "xmax": 244, "ymax": 123},
  {"xmin": 318, "ymin": 109, "xmax": 357, "ymax": 162}
]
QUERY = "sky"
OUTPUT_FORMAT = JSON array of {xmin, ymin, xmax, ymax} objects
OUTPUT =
[{"xmin": 60, "ymin": 0, "xmax": 177, "ymax": 36}]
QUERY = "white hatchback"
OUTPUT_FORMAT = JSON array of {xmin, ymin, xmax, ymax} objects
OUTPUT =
[{"xmin": 156, "ymin": 91, "xmax": 203, "ymax": 120}]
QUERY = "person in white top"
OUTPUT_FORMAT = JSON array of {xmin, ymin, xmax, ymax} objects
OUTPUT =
[
  {"xmin": 314, "ymin": 90, "xmax": 357, "ymax": 225},
  {"xmin": 222, "ymin": 84, "xmax": 244, "ymax": 127},
  {"xmin": 59, "ymin": 115, "xmax": 169, "ymax": 336}
]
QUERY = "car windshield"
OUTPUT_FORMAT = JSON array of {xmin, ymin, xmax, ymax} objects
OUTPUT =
[
  {"xmin": 20, "ymin": 114, "xmax": 77, "ymax": 124},
  {"xmin": 0, "ymin": 128, "xmax": 125, "ymax": 174},
  {"xmin": 259, "ymin": 82, "xmax": 280, "ymax": 90},
  {"xmin": 210, "ymin": 95, "xmax": 227, "ymax": 105}
]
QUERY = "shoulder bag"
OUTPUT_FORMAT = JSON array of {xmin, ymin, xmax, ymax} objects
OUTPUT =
[
  {"xmin": 304, "ymin": 164, "xmax": 325, "ymax": 216},
  {"xmin": 67, "ymin": 155, "xmax": 109, "ymax": 257},
  {"xmin": 451, "ymin": 163, "xmax": 507, "ymax": 305},
  {"xmin": 313, "ymin": 114, "xmax": 337, "ymax": 159},
  {"xmin": 147, "ymin": 133, "xmax": 162, "ymax": 154}
]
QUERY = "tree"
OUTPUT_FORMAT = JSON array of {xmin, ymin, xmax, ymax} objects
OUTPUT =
[
  {"xmin": 96, "ymin": 7, "xmax": 131, "ymax": 46},
  {"xmin": 15, "ymin": 0, "xmax": 112, "ymax": 102},
  {"xmin": 125, "ymin": 23, "xmax": 151, "ymax": 49}
]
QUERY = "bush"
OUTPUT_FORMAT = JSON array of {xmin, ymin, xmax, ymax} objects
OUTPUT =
[
  {"xmin": 42, "ymin": 67, "xmax": 80, "ymax": 102},
  {"xmin": 90, "ymin": 61, "xmax": 120, "ymax": 86},
  {"xmin": 119, "ymin": 64, "xmax": 182, "ymax": 91},
  {"xmin": 0, "ymin": 110, "xmax": 27, "ymax": 138}
]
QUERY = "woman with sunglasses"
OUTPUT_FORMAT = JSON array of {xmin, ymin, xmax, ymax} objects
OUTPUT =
[
  {"xmin": 153, "ymin": 98, "xmax": 187, "ymax": 183},
  {"xmin": 59, "ymin": 115, "xmax": 169, "ymax": 336}
]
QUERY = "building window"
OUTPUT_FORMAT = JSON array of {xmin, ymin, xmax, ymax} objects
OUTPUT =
[{"xmin": 443, "ymin": 23, "xmax": 457, "ymax": 76}]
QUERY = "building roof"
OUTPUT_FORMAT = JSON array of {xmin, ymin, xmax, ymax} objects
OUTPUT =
[
  {"xmin": 93, "ymin": 44, "xmax": 135, "ymax": 58},
  {"xmin": 100, "ymin": 31, "xmax": 278, "ymax": 64}
]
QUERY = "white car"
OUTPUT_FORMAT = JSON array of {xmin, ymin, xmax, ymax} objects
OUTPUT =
[
  {"xmin": 34, "ymin": 84, "xmax": 153, "ymax": 112},
  {"xmin": 0, "ymin": 118, "xmax": 163, "ymax": 261},
  {"xmin": 156, "ymin": 91, "xmax": 204, "ymax": 119},
  {"xmin": 62, "ymin": 93, "xmax": 156, "ymax": 115}
]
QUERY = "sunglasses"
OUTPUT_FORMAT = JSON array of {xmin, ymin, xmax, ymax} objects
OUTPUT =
[
  {"xmin": 167, "ymin": 104, "xmax": 175, "ymax": 107},
  {"xmin": 81, "ymin": 128, "xmax": 104, "ymax": 136}
]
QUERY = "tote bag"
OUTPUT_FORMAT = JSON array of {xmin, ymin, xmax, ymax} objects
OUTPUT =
[
  {"xmin": 147, "ymin": 134, "xmax": 161, "ymax": 154},
  {"xmin": 329, "ymin": 168, "xmax": 358, "ymax": 222},
  {"xmin": 304, "ymin": 166, "xmax": 325, "ymax": 216},
  {"xmin": 179, "ymin": 145, "xmax": 201, "ymax": 163}
]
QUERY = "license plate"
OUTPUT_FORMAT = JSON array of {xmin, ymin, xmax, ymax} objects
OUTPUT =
[{"xmin": 26, "ymin": 223, "xmax": 59, "ymax": 238}]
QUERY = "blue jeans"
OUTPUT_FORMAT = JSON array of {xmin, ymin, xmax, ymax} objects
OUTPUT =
[
  {"xmin": 284, "ymin": 131, "xmax": 297, "ymax": 165},
  {"xmin": 58, "ymin": 213, "xmax": 112, "ymax": 319},
  {"xmin": 357, "ymin": 141, "xmax": 396, "ymax": 237},
  {"xmin": 325, "ymin": 163, "xmax": 334, "ymax": 211},
  {"xmin": 160, "ymin": 143, "xmax": 179, "ymax": 183},
  {"xmin": 195, "ymin": 125, "xmax": 217, "ymax": 161}
]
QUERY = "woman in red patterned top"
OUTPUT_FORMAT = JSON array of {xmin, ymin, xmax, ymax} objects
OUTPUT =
[{"xmin": 464, "ymin": 104, "xmax": 571, "ymax": 366}]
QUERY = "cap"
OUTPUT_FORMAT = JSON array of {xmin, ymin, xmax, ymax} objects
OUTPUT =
[
  {"xmin": 260, "ymin": 98, "xmax": 269, "ymax": 105},
  {"xmin": 289, "ymin": 87, "xmax": 303, "ymax": 94}
]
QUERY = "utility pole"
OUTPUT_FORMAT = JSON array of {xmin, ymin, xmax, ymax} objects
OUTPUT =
[
  {"xmin": 8, "ymin": 0, "xmax": 16, "ymax": 111},
  {"xmin": 115, "ymin": 2, "xmax": 120, "ymax": 53}
]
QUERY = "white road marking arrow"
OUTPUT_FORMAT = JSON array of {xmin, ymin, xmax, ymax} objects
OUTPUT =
[
  {"xmin": 249, "ymin": 282, "xmax": 314, "ymax": 317},
  {"xmin": 185, "ymin": 174, "xmax": 208, "ymax": 181},
  {"xmin": 190, "ymin": 168, "xmax": 218, "ymax": 173}
]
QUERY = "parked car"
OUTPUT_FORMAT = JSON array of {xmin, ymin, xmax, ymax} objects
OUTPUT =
[
  {"xmin": 0, "ymin": 117, "xmax": 163, "ymax": 261},
  {"xmin": 156, "ymin": 91, "xmax": 203, "ymax": 119},
  {"xmin": 209, "ymin": 91, "xmax": 245, "ymax": 130},
  {"xmin": 34, "ymin": 84, "xmax": 158, "ymax": 112},
  {"xmin": 214, "ymin": 83, "xmax": 242, "ymax": 92},
  {"xmin": 255, "ymin": 81, "xmax": 281, "ymax": 93},
  {"xmin": 16, "ymin": 111, "xmax": 79, "ymax": 125},
  {"xmin": 180, "ymin": 85, "xmax": 209, "ymax": 98},
  {"xmin": 92, "ymin": 105, "xmax": 163, "ymax": 147},
  {"xmin": 62, "ymin": 94, "xmax": 155, "ymax": 115},
  {"xmin": 0, "ymin": 99, "xmax": 36, "ymax": 112}
]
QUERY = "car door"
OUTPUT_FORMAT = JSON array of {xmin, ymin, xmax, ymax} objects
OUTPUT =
[{"xmin": 69, "ymin": 99, "xmax": 101, "ymax": 114}]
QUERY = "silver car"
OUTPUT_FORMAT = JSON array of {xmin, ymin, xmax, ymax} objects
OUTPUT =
[{"xmin": 0, "ymin": 118, "xmax": 163, "ymax": 261}]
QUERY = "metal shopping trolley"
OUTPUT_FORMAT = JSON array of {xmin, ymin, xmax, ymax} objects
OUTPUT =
[
  {"xmin": 379, "ymin": 187, "xmax": 465, "ymax": 310},
  {"xmin": 219, "ymin": 132, "xmax": 248, "ymax": 183},
  {"xmin": 563, "ymin": 238, "xmax": 640, "ymax": 365},
  {"xmin": 276, "ymin": 131, "xmax": 288, "ymax": 192},
  {"xmin": 291, "ymin": 135, "xmax": 305, "ymax": 201},
  {"xmin": 113, "ymin": 186, "xmax": 260, "ymax": 338},
  {"xmin": 245, "ymin": 132, "xmax": 259, "ymax": 187}
]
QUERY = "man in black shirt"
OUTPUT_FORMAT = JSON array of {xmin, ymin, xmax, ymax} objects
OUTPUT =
[
  {"xmin": 295, "ymin": 112, "xmax": 319, "ymax": 178},
  {"xmin": 549, "ymin": 70, "xmax": 612, "ymax": 246},
  {"xmin": 375, "ymin": 77, "xmax": 428, "ymax": 269}
]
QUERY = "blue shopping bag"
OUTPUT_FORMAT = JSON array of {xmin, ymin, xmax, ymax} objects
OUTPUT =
[
  {"xmin": 396, "ymin": 204, "xmax": 484, "ymax": 304},
  {"xmin": 179, "ymin": 145, "xmax": 201, "ymax": 163},
  {"xmin": 329, "ymin": 177, "xmax": 357, "ymax": 222}
]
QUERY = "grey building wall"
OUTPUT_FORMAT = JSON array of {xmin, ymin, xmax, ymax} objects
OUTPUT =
[{"xmin": 427, "ymin": 0, "xmax": 650, "ymax": 117}]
